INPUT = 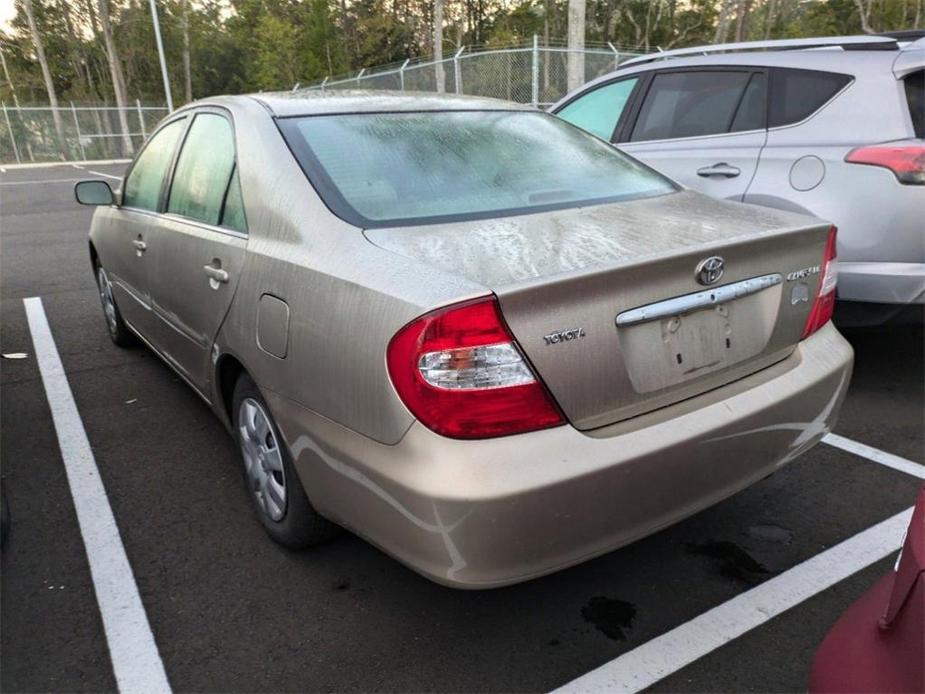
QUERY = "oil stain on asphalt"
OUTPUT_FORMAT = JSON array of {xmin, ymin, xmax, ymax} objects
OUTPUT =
[
  {"xmin": 685, "ymin": 540, "xmax": 769, "ymax": 584},
  {"xmin": 581, "ymin": 597, "xmax": 637, "ymax": 641}
]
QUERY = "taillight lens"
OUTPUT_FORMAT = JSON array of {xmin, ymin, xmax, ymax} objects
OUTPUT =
[
  {"xmin": 802, "ymin": 226, "xmax": 838, "ymax": 339},
  {"xmin": 845, "ymin": 141, "xmax": 925, "ymax": 185},
  {"xmin": 387, "ymin": 297, "xmax": 565, "ymax": 439}
]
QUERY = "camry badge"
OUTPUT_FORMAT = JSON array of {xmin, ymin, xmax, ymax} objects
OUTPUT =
[{"xmin": 695, "ymin": 256, "xmax": 725, "ymax": 286}]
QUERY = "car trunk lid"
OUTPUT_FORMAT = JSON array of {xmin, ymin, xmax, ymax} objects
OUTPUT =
[{"xmin": 365, "ymin": 190, "xmax": 833, "ymax": 429}]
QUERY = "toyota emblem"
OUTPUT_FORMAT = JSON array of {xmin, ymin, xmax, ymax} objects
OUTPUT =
[{"xmin": 696, "ymin": 256, "xmax": 725, "ymax": 286}]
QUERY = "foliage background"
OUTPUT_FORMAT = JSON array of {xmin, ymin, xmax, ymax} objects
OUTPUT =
[{"xmin": 0, "ymin": 0, "xmax": 922, "ymax": 106}]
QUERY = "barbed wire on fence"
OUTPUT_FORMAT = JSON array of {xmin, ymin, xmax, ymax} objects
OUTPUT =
[{"xmin": 308, "ymin": 38, "xmax": 645, "ymax": 107}]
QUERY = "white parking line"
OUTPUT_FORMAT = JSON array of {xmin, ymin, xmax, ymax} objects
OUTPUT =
[
  {"xmin": 0, "ymin": 177, "xmax": 86, "ymax": 186},
  {"xmin": 553, "ymin": 506, "xmax": 913, "ymax": 694},
  {"xmin": 85, "ymin": 169, "xmax": 123, "ymax": 181},
  {"xmin": 24, "ymin": 297, "xmax": 171, "ymax": 694},
  {"xmin": 823, "ymin": 433, "xmax": 925, "ymax": 479}
]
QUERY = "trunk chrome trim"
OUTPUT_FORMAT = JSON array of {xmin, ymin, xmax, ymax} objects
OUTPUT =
[{"xmin": 616, "ymin": 273, "xmax": 783, "ymax": 327}]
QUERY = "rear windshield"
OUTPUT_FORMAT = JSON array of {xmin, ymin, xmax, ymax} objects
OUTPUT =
[{"xmin": 279, "ymin": 110, "xmax": 676, "ymax": 227}]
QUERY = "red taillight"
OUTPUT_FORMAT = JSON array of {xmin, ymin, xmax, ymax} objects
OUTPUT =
[
  {"xmin": 845, "ymin": 141, "xmax": 925, "ymax": 185},
  {"xmin": 386, "ymin": 297, "xmax": 565, "ymax": 439},
  {"xmin": 802, "ymin": 226, "xmax": 838, "ymax": 339}
]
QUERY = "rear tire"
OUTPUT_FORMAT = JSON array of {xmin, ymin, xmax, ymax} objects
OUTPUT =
[
  {"xmin": 95, "ymin": 263, "xmax": 136, "ymax": 347},
  {"xmin": 232, "ymin": 373, "xmax": 336, "ymax": 548}
]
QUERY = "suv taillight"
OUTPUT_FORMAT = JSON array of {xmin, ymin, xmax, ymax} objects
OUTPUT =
[
  {"xmin": 802, "ymin": 226, "xmax": 838, "ymax": 339},
  {"xmin": 387, "ymin": 297, "xmax": 564, "ymax": 439},
  {"xmin": 845, "ymin": 141, "xmax": 925, "ymax": 185}
]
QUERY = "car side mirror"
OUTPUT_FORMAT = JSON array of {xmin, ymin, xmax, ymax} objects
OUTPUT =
[{"xmin": 74, "ymin": 180, "xmax": 114, "ymax": 206}]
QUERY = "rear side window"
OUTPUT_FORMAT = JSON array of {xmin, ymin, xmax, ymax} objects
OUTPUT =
[
  {"xmin": 557, "ymin": 78, "xmax": 639, "ymax": 140},
  {"xmin": 904, "ymin": 70, "xmax": 924, "ymax": 138},
  {"xmin": 768, "ymin": 68, "xmax": 852, "ymax": 128},
  {"xmin": 168, "ymin": 113, "xmax": 236, "ymax": 226},
  {"xmin": 123, "ymin": 118, "xmax": 186, "ymax": 211},
  {"xmin": 630, "ymin": 71, "xmax": 756, "ymax": 141},
  {"xmin": 220, "ymin": 167, "xmax": 247, "ymax": 233},
  {"xmin": 730, "ymin": 72, "xmax": 767, "ymax": 132}
]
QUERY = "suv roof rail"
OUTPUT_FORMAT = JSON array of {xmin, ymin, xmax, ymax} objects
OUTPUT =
[{"xmin": 620, "ymin": 35, "xmax": 899, "ymax": 69}]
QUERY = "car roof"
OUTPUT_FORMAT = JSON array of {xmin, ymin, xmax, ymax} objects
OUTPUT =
[{"xmin": 245, "ymin": 90, "xmax": 534, "ymax": 117}]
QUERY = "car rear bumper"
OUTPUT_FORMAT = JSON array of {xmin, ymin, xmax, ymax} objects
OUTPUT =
[
  {"xmin": 266, "ymin": 322, "xmax": 853, "ymax": 589},
  {"xmin": 837, "ymin": 261, "xmax": 925, "ymax": 305}
]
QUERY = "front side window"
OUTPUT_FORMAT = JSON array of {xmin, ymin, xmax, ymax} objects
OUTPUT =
[
  {"xmin": 122, "ymin": 118, "xmax": 186, "ymax": 211},
  {"xmin": 167, "ymin": 113, "xmax": 236, "ymax": 226},
  {"xmin": 279, "ymin": 110, "xmax": 675, "ymax": 227},
  {"xmin": 630, "ymin": 71, "xmax": 755, "ymax": 142},
  {"xmin": 557, "ymin": 78, "xmax": 639, "ymax": 140}
]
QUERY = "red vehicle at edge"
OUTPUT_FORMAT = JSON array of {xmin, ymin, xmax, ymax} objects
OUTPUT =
[{"xmin": 809, "ymin": 485, "xmax": 925, "ymax": 693}]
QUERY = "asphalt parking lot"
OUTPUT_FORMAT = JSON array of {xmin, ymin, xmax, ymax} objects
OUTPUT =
[{"xmin": 1, "ymin": 163, "xmax": 923, "ymax": 693}]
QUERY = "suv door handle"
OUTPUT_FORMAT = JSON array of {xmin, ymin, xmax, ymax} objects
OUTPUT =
[
  {"xmin": 203, "ymin": 264, "xmax": 229, "ymax": 284},
  {"xmin": 697, "ymin": 163, "xmax": 741, "ymax": 178}
]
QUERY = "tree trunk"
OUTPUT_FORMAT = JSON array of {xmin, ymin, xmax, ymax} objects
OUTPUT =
[
  {"xmin": 434, "ymin": 0, "xmax": 445, "ymax": 93},
  {"xmin": 23, "ymin": 0, "xmax": 68, "ymax": 158},
  {"xmin": 714, "ymin": 0, "xmax": 733, "ymax": 43},
  {"xmin": 96, "ymin": 0, "xmax": 133, "ymax": 155},
  {"xmin": 734, "ymin": 0, "xmax": 753, "ymax": 42},
  {"xmin": 566, "ymin": 0, "xmax": 585, "ymax": 91},
  {"xmin": 853, "ymin": 0, "xmax": 875, "ymax": 33},
  {"xmin": 182, "ymin": 0, "xmax": 192, "ymax": 103}
]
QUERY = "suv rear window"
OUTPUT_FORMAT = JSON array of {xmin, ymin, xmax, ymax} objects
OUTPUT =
[
  {"xmin": 279, "ymin": 111, "xmax": 676, "ymax": 228},
  {"xmin": 904, "ymin": 70, "xmax": 924, "ymax": 138},
  {"xmin": 768, "ymin": 68, "xmax": 852, "ymax": 128}
]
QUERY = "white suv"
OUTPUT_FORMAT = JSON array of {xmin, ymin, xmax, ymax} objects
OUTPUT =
[{"xmin": 553, "ymin": 34, "xmax": 924, "ymax": 324}]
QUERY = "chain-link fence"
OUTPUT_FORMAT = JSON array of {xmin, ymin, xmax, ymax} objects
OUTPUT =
[
  {"xmin": 0, "ymin": 102, "xmax": 169, "ymax": 165},
  {"xmin": 311, "ymin": 39, "xmax": 645, "ymax": 107}
]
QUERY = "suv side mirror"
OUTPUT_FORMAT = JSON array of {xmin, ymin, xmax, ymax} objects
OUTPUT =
[{"xmin": 74, "ymin": 180, "xmax": 114, "ymax": 206}]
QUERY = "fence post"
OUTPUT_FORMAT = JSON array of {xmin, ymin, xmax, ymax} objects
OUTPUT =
[
  {"xmin": 1, "ymin": 101, "xmax": 21, "ymax": 164},
  {"xmin": 356, "ymin": 68, "xmax": 365, "ymax": 87},
  {"xmin": 607, "ymin": 42, "xmax": 620, "ymax": 70},
  {"xmin": 531, "ymin": 35, "xmax": 540, "ymax": 107},
  {"xmin": 70, "ymin": 101, "xmax": 87, "ymax": 161},
  {"xmin": 399, "ymin": 58, "xmax": 410, "ymax": 92},
  {"xmin": 321, "ymin": 76, "xmax": 329, "ymax": 93},
  {"xmin": 453, "ymin": 46, "xmax": 465, "ymax": 95},
  {"xmin": 136, "ymin": 99, "xmax": 147, "ymax": 140}
]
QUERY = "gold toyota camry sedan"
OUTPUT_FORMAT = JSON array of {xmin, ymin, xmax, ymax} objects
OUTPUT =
[{"xmin": 75, "ymin": 91, "xmax": 852, "ymax": 588}]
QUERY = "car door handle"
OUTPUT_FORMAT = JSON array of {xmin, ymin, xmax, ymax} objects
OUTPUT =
[
  {"xmin": 203, "ymin": 264, "xmax": 229, "ymax": 284},
  {"xmin": 696, "ymin": 163, "xmax": 741, "ymax": 178}
]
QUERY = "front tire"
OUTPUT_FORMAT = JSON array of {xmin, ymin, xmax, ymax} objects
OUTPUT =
[
  {"xmin": 232, "ymin": 373, "xmax": 336, "ymax": 548},
  {"xmin": 95, "ymin": 264, "xmax": 136, "ymax": 347}
]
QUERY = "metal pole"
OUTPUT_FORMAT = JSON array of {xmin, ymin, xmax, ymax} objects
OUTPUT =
[
  {"xmin": 531, "ymin": 35, "xmax": 540, "ymax": 107},
  {"xmin": 70, "ymin": 101, "xmax": 86, "ymax": 161},
  {"xmin": 399, "ymin": 58, "xmax": 409, "ymax": 92},
  {"xmin": 148, "ymin": 0, "xmax": 174, "ymax": 111},
  {"xmin": 1, "ymin": 101, "xmax": 21, "ymax": 163},
  {"xmin": 321, "ymin": 76, "xmax": 329, "ymax": 93},
  {"xmin": 356, "ymin": 68, "xmax": 365, "ymax": 87},
  {"xmin": 607, "ymin": 41, "xmax": 620, "ymax": 69},
  {"xmin": 453, "ymin": 46, "xmax": 465, "ymax": 95},
  {"xmin": 136, "ymin": 99, "xmax": 147, "ymax": 139}
]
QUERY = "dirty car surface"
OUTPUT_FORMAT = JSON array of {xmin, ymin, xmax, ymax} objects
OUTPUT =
[{"xmin": 79, "ymin": 91, "xmax": 853, "ymax": 588}]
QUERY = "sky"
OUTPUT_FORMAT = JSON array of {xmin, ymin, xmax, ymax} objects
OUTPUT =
[{"xmin": 0, "ymin": 0, "xmax": 15, "ymax": 35}]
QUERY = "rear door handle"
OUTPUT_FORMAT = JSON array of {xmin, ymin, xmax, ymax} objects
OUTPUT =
[
  {"xmin": 203, "ymin": 264, "xmax": 229, "ymax": 284},
  {"xmin": 696, "ymin": 163, "xmax": 741, "ymax": 178}
]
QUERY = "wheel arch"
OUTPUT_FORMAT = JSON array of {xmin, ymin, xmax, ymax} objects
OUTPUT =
[{"xmin": 215, "ymin": 351, "xmax": 247, "ymax": 428}]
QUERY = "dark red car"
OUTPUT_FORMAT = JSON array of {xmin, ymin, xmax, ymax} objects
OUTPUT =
[{"xmin": 809, "ymin": 485, "xmax": 925, "ymax": 693}]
